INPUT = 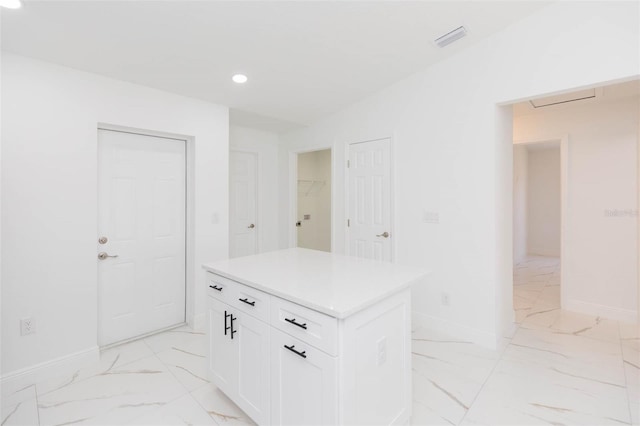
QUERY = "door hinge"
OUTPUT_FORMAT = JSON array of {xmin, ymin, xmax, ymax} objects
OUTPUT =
[
  {"xmin": 347, "ymin": 160, "xmax": 350, "ymax": 168},
  {"xmin": 347, "ymin": 219, "xmax": 350, "ymax": 227}
]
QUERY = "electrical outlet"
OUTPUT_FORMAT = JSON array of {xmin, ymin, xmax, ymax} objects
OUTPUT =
[
  {"xmin": 377, "ymin": 336, "xmax": 387, "ymax": 366},
  {"xmin": 441, "ymin": 293, "xmax": 450, "ymax": 306},
  {"xmin": 20, "ymin": 317, "xmax": 36, "ymax": 335}
]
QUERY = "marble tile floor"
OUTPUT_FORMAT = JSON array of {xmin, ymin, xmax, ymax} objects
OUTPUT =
[
  {"xmin": 2, "ymin": 257, "xmax": 638, "ymax": 425},
  {"xmin": 412, "ymin": 256, "xmax": 639, "ymax": 425}
]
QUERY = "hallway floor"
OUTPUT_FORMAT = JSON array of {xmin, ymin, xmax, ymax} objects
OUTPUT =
[
  {"xmin": 412, "ymin": 256, "xmax": 639, "ymax": 425},
  {"xmin": 2, "ymin": 257, "xmax": 638, "ymax": 425}
]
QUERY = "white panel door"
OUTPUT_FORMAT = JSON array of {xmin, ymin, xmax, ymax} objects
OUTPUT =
[
  {"xmin": 348, "ymin": 138, "xmax": 392, "ymax": 262},
  {"xmin": 98, "ymin": 129, "xmax": 186, "ymax": 346},
  {"xmin": 230, "ymin": 151, "xmax": 258, "ymax": 258},
  {"xmin": 236, "ymin": 312, "xmax": 270, "ymax": 424},
  {"xmin": 270, "ymin": 328, "xmax": 337, "ymax": 426}
]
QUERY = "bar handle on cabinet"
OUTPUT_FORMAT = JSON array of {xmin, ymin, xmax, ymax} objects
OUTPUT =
[
  {"xmin": 230, "ymin": 315, "xmax": 237, "ymax": 339},
  {"xmin": 209, "ymin": 284, "xmax": 223, "ymax": 291},
  {"xmin": 224, "ymin": 310, "xmax": 231, "ymax": 336},
  {"xmin": 239, "ymin": 298, "xmax": 256, "ymax": 306},
  {"xmin": 284, "ymin": 344, "xmax": 307, "ymax": 359},
  {"xmin": 284, "ymin": 317, "xmax": 308, "ymax": 330}
]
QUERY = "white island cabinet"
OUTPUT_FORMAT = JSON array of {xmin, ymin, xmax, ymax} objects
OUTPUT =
[{"xmin": 202, "ymin": 248, "xmax": 428, "ymax": 426}]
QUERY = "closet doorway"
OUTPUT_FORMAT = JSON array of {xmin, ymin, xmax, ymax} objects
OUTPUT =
[{"xmin": 296, "ymin": 149, "xmax": 332, "ymax": 252}]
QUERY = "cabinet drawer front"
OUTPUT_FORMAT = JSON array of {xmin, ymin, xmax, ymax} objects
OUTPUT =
[
  {"xmin": 270, "ymin": 328, "xmax": 338, "ymax": 426},
  {"xmin": 231, "ymin": 282, "xmax": 270, "ymax": 322},
  {"xmin": 206, "ymin": 272, "xmax": 236, "ymax": 303},
  {"xmin": 270, "ymin": 296, "xmax": 338, "ymax": 356}
]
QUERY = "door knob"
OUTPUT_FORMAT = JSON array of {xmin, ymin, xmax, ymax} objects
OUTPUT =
[
  {"xmin": 248, "ymin": 224, "xmax": 255, "ymax": 229},
  {"xmin": 376, "ymin": 231, "xmax": 390, "ymax": 238},
  {"xmin": 98, "ymin": 252, "xmax": 119, "ymax": 260}
]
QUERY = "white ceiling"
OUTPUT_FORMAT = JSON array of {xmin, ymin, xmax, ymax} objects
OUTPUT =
[{"xmin": 2, "ymin": 1, "xmax": 552, "ymax": 132}]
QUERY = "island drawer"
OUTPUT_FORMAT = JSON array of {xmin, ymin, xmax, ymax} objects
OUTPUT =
[
  {"xmin": 206, "ymin": 272, "xmax": 235, "ymax": 304},
  {"xmin": 270, "ymin": 296, "xmax": 338, "ymax": 356},
  {"xmin": 229, "ymin": 280, "xmax": 270, "ymax": 322},
  {"xmin": 207, "ymin": 272, "xmax": 271, "ymax": 322}
]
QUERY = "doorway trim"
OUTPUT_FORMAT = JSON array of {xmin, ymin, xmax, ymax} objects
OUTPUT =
[
  {"xmin": 96, "ymin": 123, "xmax": 195, "ymax": 345},
  {"xmin": 230, "ymin": 149, "xmax": 261, "ymax": 256},
  {"xmin": 288, "ymin": 145, "xmax": 334, "ymax": 251},
  {"xmin": 344, "ymin": 136, "xmax": 396, "ymax": 262},
  {"xmin": 513, "ymin": 135, "xmax": 570, "ymax": 309}
]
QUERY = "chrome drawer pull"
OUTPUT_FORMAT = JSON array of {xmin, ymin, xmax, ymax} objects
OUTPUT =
[
  {"xmin": 284, "ymin": 344, "xmax": 307, "ymax": 359},
  {"xmin": 239, "ymin": 298, "xmax": 256, "ymax": 306},
  {"xmin": 284, "ymin": 317, "xmax": 307, "ymax": 330}
]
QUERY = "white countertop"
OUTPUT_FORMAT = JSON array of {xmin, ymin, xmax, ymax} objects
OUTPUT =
[{"xmin": 202, "ymin": 248, "xmax": 429, "ymax": 319}]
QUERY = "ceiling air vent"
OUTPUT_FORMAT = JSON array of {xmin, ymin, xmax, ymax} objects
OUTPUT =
[
  {"xmin": 434, "ymin": 26, "xmax": 467, "ymax": 48},
  {"xmin": 529, "ymin": 88, "xmax": 596, "ymax": 108}
]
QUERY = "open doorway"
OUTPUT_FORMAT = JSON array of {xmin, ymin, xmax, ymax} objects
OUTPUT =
[
  {"xmin": 512, "ymin": 139, "xmax": 566, "ymax": 324},
  {"xmin": 510, "ymin": 79, "xmax": 639, "ymax": 329},
  {"xmin": 296, "ymin": 149, "xmax": 332, "ymax": 251}
]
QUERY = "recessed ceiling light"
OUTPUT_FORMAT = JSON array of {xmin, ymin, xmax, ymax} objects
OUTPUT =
[
  {"xmin": 0, "ymin": 0, "xmax": 22, "ymax": 9},
  {"xmin": 232, "ymin": 74, "xmax": 248, "ymax": 84}
]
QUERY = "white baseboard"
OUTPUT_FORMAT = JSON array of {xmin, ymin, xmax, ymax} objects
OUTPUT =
[
  {"xmin": 1, "ymin": 346, "xmax": 99, "ymax": 393},
  {"xmin": 412, "ymin": 312, "xmax": 498, "ymax": 349},
  {"xmin": 564, "ymin": 299, "xmax": 638, "ymax": 323},
  {"xmin": 528, "ymin": 248, "xmax": 561, "ymax": 257}
]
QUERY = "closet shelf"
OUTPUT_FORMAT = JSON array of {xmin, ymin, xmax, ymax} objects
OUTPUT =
[{"xmin": 297, "ymin": 179, "xmax": 326, "ymax": 197}]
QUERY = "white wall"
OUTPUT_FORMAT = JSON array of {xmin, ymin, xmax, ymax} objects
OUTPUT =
[
  {"xmin": 1, "ymin": 54, "xmax": 229, "ymax": 376},
  {"xmin": 0, "ymin": 10, "xmax": 4, "ymax": 383},
  {"xmin": 527, "ymin": 147, "xmax": 561, "ymax": 257},
  {"xmin": 229, "ymin": 125, "xmax": 280, "ymax": 254},
  {"xmin": 515, "ymin": 97, "xmax": 638, "ymax": 321},
  {"xmin": 297, "ymin": 149, "xmax": 331, "ymax": 252},
  {"xmin": 279, "ymin": 1, "xmax": 639, "ymax": 345},
  {"xmin": 513, "ymin": 145, "xmax": 528, "ymax": 265}
]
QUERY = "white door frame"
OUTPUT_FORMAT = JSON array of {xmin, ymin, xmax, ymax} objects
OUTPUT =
[
  {"xmin": 97, "ymin": 123, "xmax": 195, "ymax": 340},
  {"xmin": 513, "ymin": 135, "xmax": 570, "ymax": 309},
  {"xmin": 288, "ymin": 146, "xmax": 334, "ymax": 251},
  {"xmin": 344, "ymin": 137, "xmax": 396, "ymax": 262},
  {"xmin": 230, "ymin": 149, "xmax": 260, "ymax": 256}
]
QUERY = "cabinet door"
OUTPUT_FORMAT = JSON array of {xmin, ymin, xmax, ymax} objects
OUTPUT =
[
  {"xmin": 207, "ymin": 297, "xmax": 238, "ymax": 394},
  {"xmin": 270, "ymin": 329, "xmax": 337, "ymax": 426},
  {"xmin": 236, "ymin": 313, "xmax": 270, "ymax": 424}
]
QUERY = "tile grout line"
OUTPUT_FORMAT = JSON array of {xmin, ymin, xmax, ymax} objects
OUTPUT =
[
  {"xmin": 139, "ymin": 330, "xmax": 217, "ymax": 424},
  {"xmin": 456, "ymin": 337, "xmax": 512, "ymax": 425},
  {"xmin": 458, "ymin": 256, "xmax": 546, "ymax": 424},
  {"xmin": 457, "ymin": 257, "xmax": 557, "ymax": 424},
  {"xmin": 121, "ymin": 340, "xmax": 200, "ymax": 425},
  {"xmin": 618, "ymin": 320, "xmax": 634, "ymax": 425},
  {"xmin": 34, "ymin": 383, "xmax": 41, "ymax": 426}
]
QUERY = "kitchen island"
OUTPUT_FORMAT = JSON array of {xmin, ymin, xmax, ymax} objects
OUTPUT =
[{"xmin": 202, "ymin": 248, "xmax": 428, "ymax": 426}]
